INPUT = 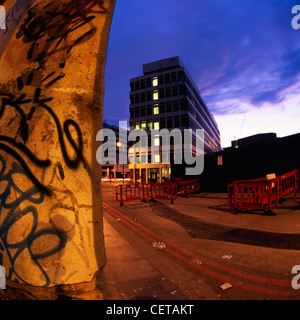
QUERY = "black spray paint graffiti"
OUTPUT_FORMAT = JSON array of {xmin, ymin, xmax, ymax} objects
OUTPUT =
[
  {"xmin": 0, "ymin": 154, "xmax": 67, "ymax": 287},
  {"xmin": 0, "ymin": 0, "xmax": 105, "ymax": 286},
  {"xmin": 16, "ymin": 0, "xmax": 106, "ymax": 73},
  {"xmin": 0, "ymin": 73, "xmax": 88, "ymax": 196}
]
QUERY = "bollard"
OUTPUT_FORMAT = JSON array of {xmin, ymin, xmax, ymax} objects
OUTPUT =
[{"xmin": 0, "ymin": 0, "xmax": 116, "ymax": 300}]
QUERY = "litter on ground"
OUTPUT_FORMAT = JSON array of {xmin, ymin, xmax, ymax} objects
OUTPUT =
[
  {"xmin": 220, "ymin": 282, "xmax": 232, "ymax": 290},
  {"xmin": 152, "ymin": 242, "xmax": 167, "ymax": 249}
]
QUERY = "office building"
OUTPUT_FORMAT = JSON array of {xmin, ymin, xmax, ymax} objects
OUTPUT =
[
  {"xmin": 129, "ymin": 56, "xmax": 221, "ymax": 183},
  {"xmin": 101, "ymin": 122, "xmax": 130, "ymax": 182}
]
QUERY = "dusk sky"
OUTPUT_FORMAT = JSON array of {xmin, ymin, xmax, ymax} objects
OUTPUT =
[{"xmin": 103, "ymin": 0, "xmax": 300, "ymax": 148}]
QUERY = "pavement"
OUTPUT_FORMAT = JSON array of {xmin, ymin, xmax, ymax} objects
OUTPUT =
[{"xmin": 101, "ymin": 185, "xmax": 300, "ymax": 300}]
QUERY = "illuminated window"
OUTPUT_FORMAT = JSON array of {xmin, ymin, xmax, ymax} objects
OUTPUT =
[
  {"xmin": 154, "ymin": 121, "xmax": 159, "ymax": 130},
  {"xmin": 152, "ymin": 77, "xmax": 158, "ymax": 87},
  {"xmin": 147, "ymin": 121, "xmax": 153, "ymax": 131},
  {"xmin": 153, "ymin": 104, "xmax": 159, "ymax": 115},
  {"xmin": 135, "ymin": 122, "xmax": 140, "ymax": 130},
  {"xmin": 141, "ymin": 121, "xmax": 146, "ymax": 130},
  {"xmin": 154, "ymin": 135, "xmax": 160, "ymax": 146},
  {"xmin": 154, "ymin": 154, "xmax": 160, "ymax": 163},
  {"xmin": 153, "ymin": 90, "xmax": 159, "ymax": 100}
]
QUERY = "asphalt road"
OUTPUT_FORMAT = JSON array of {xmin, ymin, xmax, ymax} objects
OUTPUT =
[{"xmin": 102, "ymin": 182, "xmax": 300, "ymax": 300}]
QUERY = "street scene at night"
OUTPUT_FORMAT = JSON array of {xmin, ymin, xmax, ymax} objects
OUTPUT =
[{"xmin": 0, "ymin": 0, "xmax": 300, "ymax": 311}]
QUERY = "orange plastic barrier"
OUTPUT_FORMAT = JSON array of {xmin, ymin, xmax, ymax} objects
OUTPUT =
[{"xmin": 228, "ymin": 169, "xmax": 299, "ymax": 211}]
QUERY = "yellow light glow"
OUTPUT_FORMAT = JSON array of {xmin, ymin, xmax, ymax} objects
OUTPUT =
[
  {"xmin": 152, "ymin": 77, "xmax": 158, "ymax": 86},
  {"xmin": 154, "ymin": 154, "xmax": 160, "ymax": 163},
  {"xmin": 153, "ymin": 104, "xmax": 159, "ymax": 115}
]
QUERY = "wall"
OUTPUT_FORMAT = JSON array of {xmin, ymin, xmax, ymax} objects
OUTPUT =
[
  {"xmin": 0, "ymin": 0, "xmax": 115, "ymax": 299},
  {"xmin": 199, "ymin": 133, "xmax": 300, "ymax": 192}
]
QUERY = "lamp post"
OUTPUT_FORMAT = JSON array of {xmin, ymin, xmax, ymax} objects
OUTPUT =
[{"xmin": 117, "ymin": 141, "xmax": 125, "ymax": 184}]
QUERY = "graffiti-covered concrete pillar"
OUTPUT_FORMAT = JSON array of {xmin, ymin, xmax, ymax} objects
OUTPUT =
[{"xmin": 0, "ymin": 0, "xmax": 115, "ymax": 299}]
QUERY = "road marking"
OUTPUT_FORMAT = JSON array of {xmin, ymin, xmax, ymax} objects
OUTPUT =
[{"xmin": 103, "ymin": 201, "xmax": 300, "ymax": 298}]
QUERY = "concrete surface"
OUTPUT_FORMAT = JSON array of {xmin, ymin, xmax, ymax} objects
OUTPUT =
[{"xmin": 102, "ymin": 183, "xmax": 300, "ymax": 300}]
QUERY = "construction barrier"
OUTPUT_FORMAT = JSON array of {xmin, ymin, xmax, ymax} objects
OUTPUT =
[
  {"xmin": 228, "ymin": 169, "xmax": 300, "ymax": 211},
  {"xmin": 176, "ymin": 178, "xmax": 200, "ymax": 196},
  {"xmin": 148, "ymin": 183, "xmax": 177, "ymax": 204},
  {"xmin": 116, "ymin": 183, "xmax": 149, "ymax": 206},
  {"xmin": 115, "ymin": 178, "xmax": 200, "ymax": 206}
]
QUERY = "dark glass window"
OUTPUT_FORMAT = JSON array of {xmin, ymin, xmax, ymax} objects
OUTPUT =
[
  {"xmin": 166, "ymin": 101, "xmax": 172, "ymax": 113},
  {"xmin": 173, "ymin": 100, "xmax": 179, "ymax": 112},
  {"xmin": 146, "ymin": 91, "xmax": 152, "ymax": 101},
  {"xmin": 179, "ymin": 84, "xmax": 187, "ymax": 95},
  {"xmin": 135, "ymin": 81, "xmax": 140, "ymax": 90},
  {"xmin": 158, "ymin": 75, "xmax": 164, "ymax": 85},
  {"xmin": 159, "ymin": 88, "xmax": 165, "ymax": 99},
  {"xmin": 159, "ymin": 102, "xmax": 165, "ymax": 113},
  {"xmin": 181, "ymin": 115, "xmax": 189, "ymax": 127},
  {"xmin": 177, "ymin": 71, "xmax": 185, "ymax": 81},
  {"xmin": 141, "ymin": 79, "xmax": 145, "ymax": 89},
  {"xmin": 160, "ymin": 118, "xmax": 166, "ymax": 129},
  {"xmin": 180, "ymin": 99, "xmax": 188, "ymax": 110},
  {"xmin": 130, "ymin": 109, "xmax": 134, "ymax": 118},
  {"xmin": 172, "ymin": 86, "xmax": 178, "ymax": 96},
  {"xmin": 147, "ymin": 105, "xmax": 152, "ymax": 116},
  {"xmin": 165, "ymin": 87, "xmax": 171, "ymax": 98},
  {"xmin": 167, "ymin": 117, "xmax": 173, "ymax": 128},
  {"xmin": 165, "ymin": 73, "xmax": 170, "ymax": 83}
]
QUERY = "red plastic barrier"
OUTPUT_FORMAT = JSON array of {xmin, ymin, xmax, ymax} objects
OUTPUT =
[
  {"xmin": 277, "ymin": 170, "xmax": 299, "ymax": 201},
  {"xmin": 116, "ymin": 182, "xmax": 176, "ymax": 205},
  {"xmin": 148, "ymin": 183, "xmax": 177, "ymax": 204},
  {"xmin": 228, "ymin": 169, "xmax": 299, "ymax": 211},
  {"xmin": 116, "ymin": 178, "xmax": 200, "ymax": 206},
  {"xmin": 177, "ymin": 178, "xmax": 200, "ymax": 196},
  {"xmin": 116, "ymin": 184, "xmax": 149, "ymax": 206}
]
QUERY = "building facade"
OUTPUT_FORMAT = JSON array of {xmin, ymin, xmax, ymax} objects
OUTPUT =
[
  {"xmin": 129, "ymin": 56, "xmax": 221, "ymax": 183},
  {"xmin": 101, "ymin": 122, "xmax": 130, "ymax": 182}
]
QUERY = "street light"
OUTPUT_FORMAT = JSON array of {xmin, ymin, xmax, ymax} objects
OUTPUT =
[{"xmin": 117, "ymin": 141, "xmax": 125, "ymax": 184}]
